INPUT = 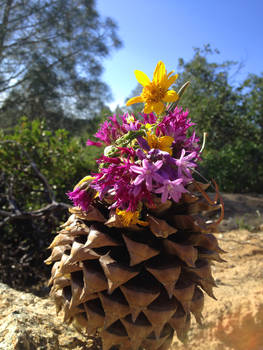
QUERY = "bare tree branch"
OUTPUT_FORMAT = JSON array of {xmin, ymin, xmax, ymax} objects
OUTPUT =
[
  {"xmin": 0, "ymin": 0, "xmax": 14, "ymax": 58},
  {"xmin": 0, "ymin": 47, "xmax": 82, "ymax": 93},
  {"xmin": 0, "ymin": 201, "xmax": 70, "ymax": 220},
  {"xmin": 0, "ymin": 216, "xmax": 10, "ymax": 227},
  {"xmin": 7, "ymin": 176, "xmax": 22, "ymax": 215}
]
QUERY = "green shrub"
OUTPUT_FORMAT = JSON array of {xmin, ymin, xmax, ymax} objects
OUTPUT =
[{"xmin": 0, "ymin": 116, "xmax": 100, "ymax": 291}]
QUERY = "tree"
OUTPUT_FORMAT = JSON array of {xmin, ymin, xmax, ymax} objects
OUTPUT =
[
  {"xmin": 240, "ymin": 73, "xmax": 263, "ymax": 139},
  {"xmin": 0, "ymin": 0, "xmax": 122, "ymax": 123},
  {"xmin": 175, "ymin": 45, "xmax": 247, "ymax": 149},
  {"xmin": 174, "ymin": 45, "xmax": 263, "ymax": 193}
]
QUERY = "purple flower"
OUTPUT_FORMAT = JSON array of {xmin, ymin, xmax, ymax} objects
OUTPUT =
[
  {"xmin": 118, "ymin": 147, "xmax": 136, "ymax": 158},
  {"xmin": 136, "ymin": 148, "xmax": 146, "ymax": 160},
  {"xmin": 155, "ymin": 178, "xmax": 187, "ymax": 203},
  {"xmin": 91, "ymin": 160, "xmax": 140, "ymax": 210},
  {"xmin": 121, "ymin": 114, "xmax": 141, "ymax": 132},
  {"xmin": 156, "ymin": 107, "xmax": 200, "ymax": 157},
  {"xmin": 175, "ymin": 149, "xmax": 197, "ymax": 181},
  {"xmin": 183, "ymin": 130, "xmax": 201, "ymax": 155},
  {"xmin": 130, "ymin": 159, "xmax": 163, "ymax": 191},
  {"xmin": 67, "ymin": 187, "xmax": 92, "ymax": 211}
]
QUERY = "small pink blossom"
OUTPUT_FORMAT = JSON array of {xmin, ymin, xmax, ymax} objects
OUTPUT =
[{"xmin": 155, "ymin": 178, "xmax": 187, "ymax": 203}]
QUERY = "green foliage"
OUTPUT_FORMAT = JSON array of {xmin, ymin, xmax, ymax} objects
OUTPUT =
[
  {"xmin": 201, "ymin": 138, "xmax": 263, "ymax": 193},
  {"xmin": 0, "ymin": 117, "xmax": 99, "ymax": 211},
  {"xmin": 173, "ymin": 45, "xmax": 263, "ymax": 193},
  {"xmin": 240, "ymin": 73, "xmax": 263, "ymax": 134},
  {"xmin": 176, "ymin": 46, "xmax": 245, "ymax": 148},
  {"xmin": 0, "ymin": 116, "xmax": 101, "ymax": 289}
]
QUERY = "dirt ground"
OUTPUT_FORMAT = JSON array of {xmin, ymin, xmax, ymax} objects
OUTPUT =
[{"xmin": 218, "ymin": 193, "xmax": 263, "ymax": 232}]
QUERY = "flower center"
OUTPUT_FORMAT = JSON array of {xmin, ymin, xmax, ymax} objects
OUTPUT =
[
  {"xmin": 167, "ymin": 183, "xmax": 173, "ymax": 191},
  {"xmin": 142, "ymin": 83, "xmax": 165, "ymax": 103}
]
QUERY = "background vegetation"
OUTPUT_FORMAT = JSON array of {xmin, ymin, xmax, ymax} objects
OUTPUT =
[{"xmin": 0, "ymin": 2, "xmax": 262, "ymax": 292}]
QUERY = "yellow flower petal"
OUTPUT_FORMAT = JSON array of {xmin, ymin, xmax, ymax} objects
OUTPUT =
[
  {"xmin": 134, "ymin": 70, "xmax": 151, "ymax": 87},
  {"xmin": 165, "ymin": 73, "xmax": 178, "ymax": 89},
  {"xmin": 145, "ymin": 133, "xmax": 174, "ymax": 155},
  {"xmin": 144, "ymin": 103, "xmax": 154, "ymax": 114},
  {"xmin": 153, "ymin": 61, "xmax": 166, "ymax": 84},
  {"xmin": 152, "ymin": 101, "xmax": 165, "ymax": 114},
  {"xmin": 158, "ymin": 136, "xmax": 174, "ymax": 155},
  {"xmin": 145, "ymin": 133, "xmax": 158, "ymax": 149},
  {"xmin": 145, "ymin": 123, "xmax": 153, "ymax": 130},
  {"xmin": 163, "ymin": 90, "xmax": 179, "ymax": 103},
  {"xmin": 137, "ymin": 219, "xmax": 149, "ymax": 227},
  {"xmin": 126, "ymin": 95, "xmax": 144, "ymax": 106},
  {"xmin": 126, "ymin": 115, "xmax": 135, "ymax": 123},
  {"xmin": 159, "ymin": 136, "xmax": 174, "ymax": 147}
]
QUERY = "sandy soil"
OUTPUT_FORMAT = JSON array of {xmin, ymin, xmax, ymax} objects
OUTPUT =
[{"xmin": 219, "ymin": 193, "xmax": 263, "ymax": 232}]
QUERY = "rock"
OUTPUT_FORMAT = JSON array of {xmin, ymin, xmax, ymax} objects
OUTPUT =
[
  {"xmin": 214, "ymin": 295, "xmax": 263, "ymax": 350},
  {"xmin": 0, "ymin": 283, "xmax": 99, "ymax": 350}
]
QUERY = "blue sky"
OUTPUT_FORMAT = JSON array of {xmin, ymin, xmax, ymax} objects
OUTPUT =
[{"xmin": 97, "ymin": 0, "xmax": 263, "ymax": 109}]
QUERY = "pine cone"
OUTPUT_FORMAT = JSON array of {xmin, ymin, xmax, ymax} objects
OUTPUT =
[{"xmin": 46, "ymin": 181, "xmax": 224, "ymax": 350}]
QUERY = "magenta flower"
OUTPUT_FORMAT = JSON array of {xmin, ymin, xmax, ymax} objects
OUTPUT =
[
  {"xmin": 67, "ymin": 187, "xmax": 92, "ymax": 211},
  {"xmin": 130, "ymin": 159, "xmax": 163, "ymax": 191},
  {"xmin": 142, "ymin": 112, "xmax": 157, "ymax": 125},
  {"xmin": 155, "ymin": 178, "xmax": 187, "ymax": 203},
  {"xmin": 86, "ymin": 139, "xmax": 103, "ymax": 147},
  {"xmin": 69, "ymin": 108, "xmax": 201, "ymax": 214},
  {"xmin": 96, "ymin": 155, "xmax": 121, "ymax": 165},
  {"xmin": 94, "ymin": 115, "xmax": 124, "ymax": 145}
]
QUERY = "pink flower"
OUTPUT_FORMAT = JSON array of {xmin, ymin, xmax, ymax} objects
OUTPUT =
[
  {"xmin": 155, "ymin": 178, "xmax": 187, "ymax": 203},
  {"xmin": 175, "ymin": 149, "xmax": 197, "ymax": 181},
  {"xmin": 130, "ymin": 159, "xmax": 163, "ymax": 191}
]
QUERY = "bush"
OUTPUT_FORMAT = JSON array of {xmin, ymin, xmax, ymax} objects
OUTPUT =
[
  {"xmin": 0, "ymin": 117, "xmax": 99, "ymax": 292},
  {"xmin": 201, "ymin": 138, "xmax": 263, "ymax": 193}
]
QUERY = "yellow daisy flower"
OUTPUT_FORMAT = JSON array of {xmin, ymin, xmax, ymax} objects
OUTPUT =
[
  {"xmin": 145, "ymin": 132, "xmax": 174, "ymax": 155},
  {"xmin": 116, "ymin": 209, "xmax": 149, "ymax": 227},
  {"xmin": 126, "ymin": 61, "xmax": 179, "ymax": 115}
]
